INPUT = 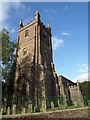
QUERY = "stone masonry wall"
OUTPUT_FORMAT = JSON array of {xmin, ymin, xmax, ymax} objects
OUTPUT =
[{"xmin": 1, "ymin": 107, "xmax": 89, "ymax": 120}]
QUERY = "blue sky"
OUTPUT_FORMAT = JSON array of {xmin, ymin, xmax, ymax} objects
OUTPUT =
[{"xmin": 0, "ymin": 2, "xmax": 88, "ymax": 82}]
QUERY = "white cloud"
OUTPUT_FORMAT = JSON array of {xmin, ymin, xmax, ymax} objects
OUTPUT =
[
  {"xmin": 52, "ymin": 36, "xmax": 64, "ymax": 49},
  {"xmin": 0, "ymin": 1, "xmax": 28, "ymax": 32},
  {"xmin": 73, "ymin": 64, "xmax": 89, "ymax": 82},
  {"xmin": 79, "ymin": 64, "xmax": 88, "ymax": 73},
  {"xmin": 61, "ymin": 32, "xmax": 70, "ymax": 36},
  {"xmin": 73, "ymin": 72, "xmax": 90, "ymax": 82},
  {"xmin": 0, "ymin": 3, "xmax": 9, "ymax": 22},
  {"xmin": 0, "ymin": 0, "xmax": 22, "ymax": 2},
  {"xmin": 0, "ymin": 2, "xmax": 24, "ymax": 23}
]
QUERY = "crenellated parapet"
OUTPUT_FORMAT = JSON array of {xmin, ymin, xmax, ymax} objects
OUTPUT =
[{"xmin": 57, "ymin": 76, "xmax": 84, "ymax": 107}]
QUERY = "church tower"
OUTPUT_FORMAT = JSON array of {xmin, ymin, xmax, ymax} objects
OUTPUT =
[{"xmin": 14, "ymin": 10, "xmax": 58, "ymax": 111}]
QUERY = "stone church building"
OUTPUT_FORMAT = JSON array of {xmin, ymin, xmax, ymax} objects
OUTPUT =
[{"xmin": 14, "ymin": 10, "xmax": 84, "ymax": 111}]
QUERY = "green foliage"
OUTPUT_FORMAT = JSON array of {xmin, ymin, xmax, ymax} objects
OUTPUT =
[
  {"xmin": 35, "ymin": 106, "xmax": 40, "ymax": 112},
  {"xmin": 80, "ymin": 81, "xmax": 90, "ymax": 101},
  {"xmin": 6, "ymin": 61, "xmax": 16, "ymax": 108},
  {"xmin": 0, "ymin": 28, "xmax": 16, "ymax": 80},
  {"xmin": 0, "ymin": 28, "xmax": 16, "ymax": 109}
]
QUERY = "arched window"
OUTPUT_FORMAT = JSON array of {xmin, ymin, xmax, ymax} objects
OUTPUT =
[{"xmin": 25, "ymin": 30, "xmax": 29, "ymax": 37}]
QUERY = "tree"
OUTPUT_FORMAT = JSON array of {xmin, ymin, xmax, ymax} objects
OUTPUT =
[
  {"xmin": 0, "ymin": 29, "xmax": 16, "ymax": 80},
  {"xmin": 0, "ymin": 28, "xmax": 16, "ymax": 109},
  {"xmin": 80, "ymin": 81, "xmax": 90, "ymax": 105}
]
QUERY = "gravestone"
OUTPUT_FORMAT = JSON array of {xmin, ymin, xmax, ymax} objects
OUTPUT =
[
  {"xmin": 88, "ymin": 100, "xmax": 90, "ymax": 107},
  {"xmin": 28, "ymin": 104, "xmax": 30, "ymax": 113},
  {"xmin": 58, "ymin": 98, "xmax": 60, "ymax": 107},
  {"xmin": 22, "ymin": 108, "xmax": 25, "ymax": 114},
  {"xmin": 73, "ymin": 101, "xmax": 78, "ymax": 107},
  {"xmin": 7, "ymin": 107, "xmax": 10, "ymax": 115},
  {"xmin": 28, "ymin": 104, "xmax": 32, "ymax": 113},
  {"xmin": 41, "ymin": 101, "xmax": 46, "ymax": 112},
  {"xmin": 51, "ymin": 101, "xmax": 54, "ymax": 111},
  {"xmin": 34, "ymin": 106, "xmax": 36, "ymax": 113},
  {"xmin": 30, "ymin": 104, "xmax": 32, "ymax": 112},
  {"xmin": 12, "ymin": 104, "xmax": 16, "ymax": 115},
  {"xmin": 0, "ymin": 108, "xmax": 3, "ymax": 116}
]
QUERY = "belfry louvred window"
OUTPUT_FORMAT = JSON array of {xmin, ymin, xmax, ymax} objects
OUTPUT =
[{"xmin": 25, "ymin": 30, "xmax": 29, "ymax": 37}]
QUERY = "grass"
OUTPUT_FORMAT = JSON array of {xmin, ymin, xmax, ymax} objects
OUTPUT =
[{"xmin": 46, "ymin": 105, "xmax": 82, "ymax": 112}]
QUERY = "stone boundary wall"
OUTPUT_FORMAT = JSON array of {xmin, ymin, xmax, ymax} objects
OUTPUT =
[{"xmin": 1, "ymin": 107, "xmax": 90, "ymax": 120}]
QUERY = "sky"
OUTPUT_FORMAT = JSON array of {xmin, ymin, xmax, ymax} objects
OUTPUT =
[{"xmin": 0, "ymin": 2, "xmax": 88, "ymax": 82}]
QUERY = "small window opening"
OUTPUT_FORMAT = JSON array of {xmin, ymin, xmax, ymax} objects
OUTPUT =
[
  {"xmin": 25, "ymin": 30, "xmax": 29, "ymax": 37},
  {"xmin": 23, "ymin": 48, "xmax": 27, "ymax": 56}
]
